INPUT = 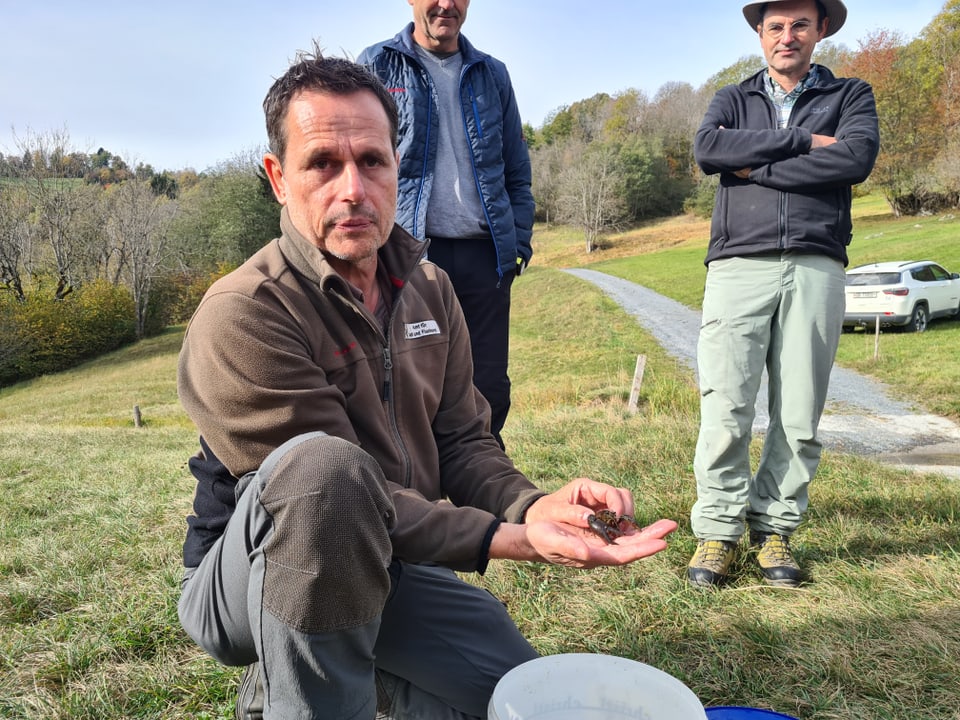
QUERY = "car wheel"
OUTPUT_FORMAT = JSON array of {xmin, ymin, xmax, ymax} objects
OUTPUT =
[{"xmin": 905, "ymin": 303, "xmax": 928, "ymax": 333}]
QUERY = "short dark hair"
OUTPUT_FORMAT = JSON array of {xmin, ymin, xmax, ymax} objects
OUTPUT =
[{"xmin": 263, "ymin": 42, "xmax": 398, "ymax": 164}]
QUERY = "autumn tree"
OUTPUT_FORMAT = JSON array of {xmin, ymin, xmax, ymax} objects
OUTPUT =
[
  {"xmin": 556, "ymin": 140, "xmax": 627, "ymax": 253},
  {"xmin": 839, "ymin": 30, "xmax": 944, "ymax": 214},
  {"xmin": 14, "ymin": 129, "xmax": 100, "ymax": 298},
  {"xmin": 538, "ymin": 105, "xmax": 574, "ymax": 146},
  {"xmin": 104, "ymin": 179, "xmax": 176, "ymax": 337},
  {"xmin": 619, "ymin": 138, "xmax": 689, "ymax": 220},
  {"xmin": 601, "ymin": 88, "xmax": 648, "ymax": 141},
  {"xmin": 529, "ymin": 141, "xmax": 565, "ymax": 223},
  {"xmin": 169, "ymin": 150, "xmax": 279, "ymax": 270},
  {"xmin": 644, "ymin": 82, "xmax": 707, "ymax": 196},
  {"xmin": 0, "ymin": 184, "xmax": 32, "ymax": 301},
  {"xmin": 701, "ymin": 55, "xmax": 766, "ymax": 96},
  {"xmin": 920, "ymin": 0, "xmax": 960, "ymax": 197},
  {"xmin": 812, "ymin": 39, "xmax": 853, "ymax": 72}
]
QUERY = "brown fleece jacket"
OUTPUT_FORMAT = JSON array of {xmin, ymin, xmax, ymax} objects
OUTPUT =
[{"xmin": 178, "ymin": 209, "xmax": 544, "ymax": 572}]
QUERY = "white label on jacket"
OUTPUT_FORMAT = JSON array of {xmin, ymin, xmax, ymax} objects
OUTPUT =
[{"xmin": 404, "ymin": 320, "xmax": 441, "ymax": 339}]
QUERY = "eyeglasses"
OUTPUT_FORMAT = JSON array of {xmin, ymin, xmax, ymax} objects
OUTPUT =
[{"xmin": 761, "ymin": 19, "xmax": 814, "ymax": 41}]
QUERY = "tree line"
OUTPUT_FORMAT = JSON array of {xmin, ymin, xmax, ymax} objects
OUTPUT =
[
  {"xmin": 0, "ymin": 132, "xmax": 279, "ymax": 385},
  {"xmin": 1, "ymin": 1, "xmax": 957, "ymax": 383},
  {"xmin": 525, "ymin": 0, "xmax": 960, "ymax": 250}
]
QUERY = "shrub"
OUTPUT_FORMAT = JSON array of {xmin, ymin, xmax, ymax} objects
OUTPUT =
[
  {"xmin": 683, "ymin": 175, "xmax": 719, "ymax": 219},
  {"xmin": 142, "ymin": 273, "xmax": 182, "ymax": 338},
  {"xmin": 0, "ymin": 281, "xmax": 137, "ymax": 386},
  {"xmin": 166, "ymin": 265, "xmax": 235, "ymax": 326},
  {"xmin": 75, "ymin": 280, "xmax": 138, "ymax": 354},
  {"xmin": 0, "ymin": 294, "xmax": 28, "ymax": 386}
]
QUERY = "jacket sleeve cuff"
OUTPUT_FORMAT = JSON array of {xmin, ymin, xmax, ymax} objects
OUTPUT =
[
  {"xmin": 518, "ymin": 492, "xmax": 547, "ymax": 522},
  {"xmin": 476, "ymin": 518, "xmax": 502, "ymax": 575}
]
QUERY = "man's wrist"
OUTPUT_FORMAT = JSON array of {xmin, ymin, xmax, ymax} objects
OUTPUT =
[{"xmin": 489, "ymin": 522, "xmax": 538, "ymax": 562}]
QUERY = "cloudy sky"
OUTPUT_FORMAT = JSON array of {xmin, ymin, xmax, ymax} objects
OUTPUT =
[{"xmin": 1, "ymin": 0, "xmax": 946, "ymax": 171}]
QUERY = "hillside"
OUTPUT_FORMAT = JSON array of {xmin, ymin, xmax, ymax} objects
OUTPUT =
[{"xmin": 1, "ymin": 200, "xmax": 959, "ymax": 718}]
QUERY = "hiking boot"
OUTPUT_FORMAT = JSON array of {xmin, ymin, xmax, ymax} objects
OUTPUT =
[
  {"xmin": 750, "ymin": 531, "xmax": 802, "ymax": 587},
  {"xmin": 687, "ymin": 539, "xmax": 736, "ymax": 587}
]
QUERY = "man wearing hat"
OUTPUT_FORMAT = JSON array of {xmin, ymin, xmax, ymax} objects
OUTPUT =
[{"xmin": 687, "ymin": 0, "xmax": 879, "ymax": 588}]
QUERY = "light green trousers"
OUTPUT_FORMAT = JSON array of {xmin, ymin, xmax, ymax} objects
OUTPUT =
[{"xmin": 691, "ymin": 253, "xmax": 846, "ymax": 541}]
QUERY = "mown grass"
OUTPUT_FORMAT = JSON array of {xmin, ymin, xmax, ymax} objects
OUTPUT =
[
  {"xmin": 543, "ymin": 195, "xmax": 960, "ymax": 421},
  {"xmin": 2, "ymin": 198, "xmax": 959, "ymax": 718}
]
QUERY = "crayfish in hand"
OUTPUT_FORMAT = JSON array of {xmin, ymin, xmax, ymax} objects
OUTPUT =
[{"xmin": 587, "ymin": 509, "xmax": 641, "ymax": 544}]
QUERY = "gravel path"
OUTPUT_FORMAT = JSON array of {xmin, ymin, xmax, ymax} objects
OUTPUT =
[{"xmin": 565, "ymin": 268, "xmax": 960, "ymax": 478}]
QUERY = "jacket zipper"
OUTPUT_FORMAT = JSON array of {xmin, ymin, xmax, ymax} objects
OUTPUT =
[
  {"xmin": 767, "ymin": 92, "xmax": 787, "ymax": 249},
  {"xmin": 462, "ymin": 76, "xmax": 504, "ymax": 283},
  {"xmin": 382, "ymin": 345, "xmax": 393, "ymax": 402},
  {"xmin": 375, "ymin": 293, "xmax": 412, "ymax": 487},
  {"xmin": 413, "ymin": 76, "xmax": 433, "ymax": 240},
  {"xmin": 379, "ymin": 243, "xmax": 429, "ymax": 488},
  {"xmin": 777, "ymin": 87, "xmax": 818, "ymax": 248}
]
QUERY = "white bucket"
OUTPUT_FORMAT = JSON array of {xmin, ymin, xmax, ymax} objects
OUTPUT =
[{"xmin": 488, "ymin": 653, "xmax": 707, "ymax": 720}]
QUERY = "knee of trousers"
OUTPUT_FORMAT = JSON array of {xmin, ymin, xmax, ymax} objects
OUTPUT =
[{"xmin": 257, "ymin": 433, "xmax": 397, "ymax": 634}]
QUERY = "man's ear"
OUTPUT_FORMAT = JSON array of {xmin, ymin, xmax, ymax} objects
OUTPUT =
[{"xmin": 263, "ymin": 153, "xmax": 287, "ymax": 205}]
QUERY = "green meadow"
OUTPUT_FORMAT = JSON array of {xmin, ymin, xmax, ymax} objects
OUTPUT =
[{"xmin": 2, "ymin": 197, "xmax": 959, "ymax": 719}]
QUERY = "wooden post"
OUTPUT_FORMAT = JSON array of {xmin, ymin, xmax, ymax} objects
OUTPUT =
[
  {"xmin": 874, "ymin": 315, "xmax": 880, "ymax": 361},
  {"xmin": 133, "ymin": 405, "xmax": 143, "ymax": 428},
  {"xmin": 627, "ymin": 354, "xmax": 647, "ymax": 414}
]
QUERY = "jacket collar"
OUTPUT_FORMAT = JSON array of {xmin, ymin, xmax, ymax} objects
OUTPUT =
[
  {"xmin": 743, "ymin": 63, "xmax": 839, "ymax": 93},
  {"xmin": 390, "ymin": 22, "xmax": 488, "ymax": 65},
  {"xmin": 276, "ymin": 207, "xmax": 428, "ymax": 295}
]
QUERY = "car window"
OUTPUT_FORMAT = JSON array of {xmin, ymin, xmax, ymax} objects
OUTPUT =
[
  {"xmin": 929, "ymin": 265, "xmax": 949, "ymax": 281},
  {"xmin": 846, "ymin": 272, "xmax": 901, "ymax": 286},
  {"xmin": 911, "ymin": 266, "xmax": 936, "ymax": 282}
]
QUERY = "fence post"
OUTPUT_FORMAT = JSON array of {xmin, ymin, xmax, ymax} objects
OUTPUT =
[
  {"xmin": 627, "ymin": 354, "xmax": 647, "ymax": 414},
  {"xmin": 874, "ymin": 316, "xmax": 880, "ymax": 361}
]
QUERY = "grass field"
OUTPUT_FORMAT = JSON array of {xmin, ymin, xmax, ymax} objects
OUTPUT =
[
  {"xmin": 1, "ymin": 196, "xmax": 959, "ymax": 719},
  {"xmin": 550, "ymin": 195, "xmax": 960, "ymax": 421}
]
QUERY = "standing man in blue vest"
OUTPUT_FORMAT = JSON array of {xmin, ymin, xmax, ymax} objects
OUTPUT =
[
  {"xmin": 686, "ymin": 0, "xmax": 879, "ymax": 589},
  {"xmin": 359, "ymin": 0, "xmax": 533, "ymax": 448}
]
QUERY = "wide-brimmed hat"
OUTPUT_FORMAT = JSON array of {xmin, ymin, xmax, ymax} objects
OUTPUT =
[{"xmin": 742, "ymin": 0, "xmax": 847, "ymax": 37}]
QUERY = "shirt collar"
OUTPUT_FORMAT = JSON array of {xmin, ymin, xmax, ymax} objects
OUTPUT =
[{"xmin": 765, "ymin": 64, "xmax": 819, "ymax": 100}]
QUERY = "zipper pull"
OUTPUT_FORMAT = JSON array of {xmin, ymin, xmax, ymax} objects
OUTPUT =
[{"xmin": 382, "ymin": 346, "xmax": 393, "ymax": 401}]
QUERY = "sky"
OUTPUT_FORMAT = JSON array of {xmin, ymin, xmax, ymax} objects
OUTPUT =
[{"xmin": 1, "ymin": 1, "xmax": 948, "ymax": 172}]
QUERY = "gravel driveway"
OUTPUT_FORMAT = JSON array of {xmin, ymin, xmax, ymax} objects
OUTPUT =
[{"xmin": 565, "ymin": 268, "xmax": 960, "ymax": 478}]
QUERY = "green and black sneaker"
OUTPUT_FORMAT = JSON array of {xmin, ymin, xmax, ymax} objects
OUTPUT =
[
  {"xmin": 687, "ymin": 539, "xmax": 736, "ymax": 588},
  {"xmin": 750, "ymin": 531, "xmax": 802, "ymax": 587}
]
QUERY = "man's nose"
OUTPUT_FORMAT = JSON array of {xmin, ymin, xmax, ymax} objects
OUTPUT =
[{"xmin": 338, "ymin": 163, "xmax": 367, "ymax": 203}]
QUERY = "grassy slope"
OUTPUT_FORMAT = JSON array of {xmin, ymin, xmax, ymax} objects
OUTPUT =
[
  {"xmin": 546, "ymin": 195, "xmax": 960, "ymax": 421},
  {"xmin": 1, "ymin": 197, "xmax": 959, "ymax": 718}
]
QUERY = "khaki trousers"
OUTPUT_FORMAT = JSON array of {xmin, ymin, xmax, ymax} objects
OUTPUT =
[{"xmin": 691, "ymin": 253, "xmax": 846, "ymax": 541}]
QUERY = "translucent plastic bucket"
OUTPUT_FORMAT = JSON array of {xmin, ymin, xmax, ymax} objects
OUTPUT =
[
  {"xmin": 488, "ymin": 653, "xmax": 707, "ymax": 720},
  {"xmin": 705, "ymin": 707, "xmax": 799, "ymax": 719}
]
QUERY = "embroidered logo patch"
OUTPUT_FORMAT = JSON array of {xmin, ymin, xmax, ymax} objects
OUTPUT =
[{"xmin": 404, "ymin": 320, "xmax": 441, "ymax": 339}]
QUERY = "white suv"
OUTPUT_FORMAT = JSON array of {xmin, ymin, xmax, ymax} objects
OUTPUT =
[{"xmin": 843, "ymin": 260, "xmax": 960, "ymax": 333}]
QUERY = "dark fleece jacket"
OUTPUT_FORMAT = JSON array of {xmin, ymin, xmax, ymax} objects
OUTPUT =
[{"xmin": 694, "ymin": 65, "xmax": 879, "ymax": 267}]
